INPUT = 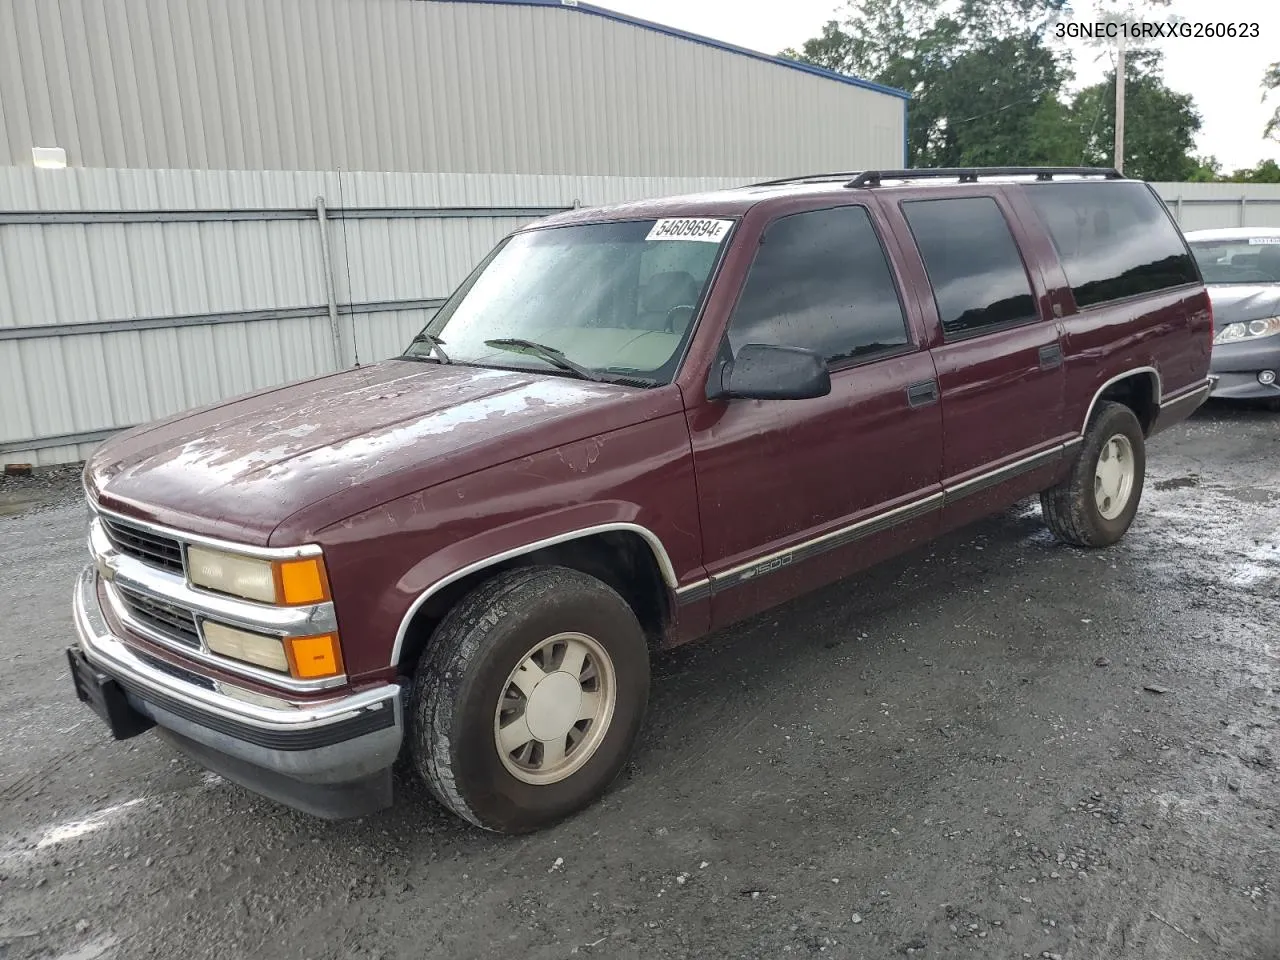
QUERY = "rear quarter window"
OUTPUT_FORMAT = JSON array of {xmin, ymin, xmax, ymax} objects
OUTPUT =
[{"xmin": 1024, "ymin": 181, "xmax": 1199, "ymax": 309}]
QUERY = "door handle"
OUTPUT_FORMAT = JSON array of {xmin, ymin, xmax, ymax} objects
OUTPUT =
[
  {"xmin": 906, "ymin": 379, "xmax": 939, "ymax": 408},
  {"xmin": 1038, "ymin": 343, "xmax": 1064, "ymax": 370}
]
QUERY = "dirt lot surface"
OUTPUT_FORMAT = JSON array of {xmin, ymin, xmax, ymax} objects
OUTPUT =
[{"xmin": 1, "ymin": 404, "xmax": 1277, "ymax": 960}]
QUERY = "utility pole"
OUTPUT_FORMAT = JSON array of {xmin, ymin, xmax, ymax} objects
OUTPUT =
[{"xmin": 1113, "ymin": 28, "xmax": 1126, "ymax": 173}]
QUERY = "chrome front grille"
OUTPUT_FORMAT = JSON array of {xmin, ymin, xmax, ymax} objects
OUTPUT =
[
  {"xmin": 100, "ymin": 516, "xmax": 184, "ymax": 574},
  {"xmin": 115, "ymin": 583, "xmax": 201, "ymax": 649}
]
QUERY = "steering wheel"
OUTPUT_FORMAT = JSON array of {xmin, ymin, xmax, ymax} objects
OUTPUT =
[{"xmin": 664, "ymin": 304, "xmax": 697, "ymax": 334}]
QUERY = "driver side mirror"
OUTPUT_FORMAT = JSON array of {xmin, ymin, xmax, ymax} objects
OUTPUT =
[{"xmin": 707, "ymin": 343, "xmax": 832, "ymax": 401}]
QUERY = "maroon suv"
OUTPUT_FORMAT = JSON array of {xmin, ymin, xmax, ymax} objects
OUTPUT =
[{"xmin": 68, "ymin": 167, "xmax": 1213, "ymax": 834}]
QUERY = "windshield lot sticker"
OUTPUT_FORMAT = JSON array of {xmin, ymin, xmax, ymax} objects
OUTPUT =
[
  {"xmin": 1247, "ymin": 237, "xmax": 1280, "ymax": 244},
  {"xmin": 646, "ymin": 218, "xmax": 733, "ymax": 242}
]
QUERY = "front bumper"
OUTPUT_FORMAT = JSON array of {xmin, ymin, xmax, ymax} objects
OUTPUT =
[
  {"xmin": 1209, "ymin": 336, "xmax": 1280, "ymax": 400},
  {"xmin": 71, "ymin": 565, "xmax": 404, "ymax": 818}
]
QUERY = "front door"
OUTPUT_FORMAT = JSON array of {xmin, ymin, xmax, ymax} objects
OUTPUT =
[{"xmin": 684, "ymin": 202, "xmax": 944, "ymax": 630}]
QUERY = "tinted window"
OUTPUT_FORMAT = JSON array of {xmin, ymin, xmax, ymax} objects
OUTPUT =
[
  {"xmin": 727, "ymin": 206, "xmax": 909, "ymax": 364},
  {"xmin": 902, "ymin": 197, "xmax": 1038, "ymax": 338},
  {"xmin": 1025, "ymin": 181, "xmax": 1199, "ymax": 308}
]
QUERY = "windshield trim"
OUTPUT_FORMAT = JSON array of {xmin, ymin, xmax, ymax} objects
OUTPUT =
[{"xmin": 402, "ymin": 215, "xmax": 741, "ymax": 386}]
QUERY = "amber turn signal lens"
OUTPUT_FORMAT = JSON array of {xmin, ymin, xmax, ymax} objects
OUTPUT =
[
  {"xmin": 286, "ymin": 633, "xmax": 344, "ymax": 679},
  {"xmin": 277, "ymin": 557, "xmax": 329, "ymax": 605}
]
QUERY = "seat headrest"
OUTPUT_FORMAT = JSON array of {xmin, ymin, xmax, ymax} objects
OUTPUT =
[
  {"xmin": 1255, "ymin": 244, "xmax": 1280, "ymax": 279},
  {"xmin": 640, "ymin": 271, "xmax": 700, "ymax": 313}
]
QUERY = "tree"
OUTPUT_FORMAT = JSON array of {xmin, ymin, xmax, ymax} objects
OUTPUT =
[
  {"xmin": 1073, "ymin": 0, "xmax": 1176, "ymax": 172},
  {"xmin": 1064, "ymin": 50, "xmax": 1201, "ymax": 181},
  {"xmin": 781, "ymin": 0, "xmax": 1214, "ymax": 178},
  {"xmin": 1175, "ymin": 158, "xmax": 1280, "ymax": 184},
  {"xmin": 1229, "ymin": 159, "xmax": 1280, "ymax": 183},
  {"xmin": 1265, "ymin": 62, "xmax": 1280, "ymax": 143},
  {"xmin": 1185, "ymin": 156, "xmax": 1222, "ymax": 183},
  {"xmin": 779, "ymin": 0, "xmax": 1073, "ymax": 167}
]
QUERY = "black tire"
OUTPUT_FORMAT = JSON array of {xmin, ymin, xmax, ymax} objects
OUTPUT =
[
  {"xmin": 1040, "ymin": 401, "xmax": 1146, "ymax": 548},
  {"xmin": 409, "ymin": 566, "xmax": 650, "ymax": 834}
]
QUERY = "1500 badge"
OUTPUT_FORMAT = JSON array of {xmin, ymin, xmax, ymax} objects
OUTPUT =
[{"xmin": 736, "ymin": 552, "xmax": 795, "ymax": 582}]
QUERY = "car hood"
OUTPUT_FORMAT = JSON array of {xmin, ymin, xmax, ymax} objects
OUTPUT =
[
  {"xmin": 86, "ymin": 360, "xmax": 664, "ymax": 545},
  {"xmin": 1205, "ymin": 284, "xmax": 1280, "ymax": 328}
]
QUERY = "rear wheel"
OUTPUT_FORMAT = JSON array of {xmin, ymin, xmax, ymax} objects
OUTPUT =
[
  {"xmin": 409, "ymin": 566, "xmax": 650, "ymax": 833},
  {"xmin": 1041, "ymin": 401, "xmax": 1146, "ymax": 547}
]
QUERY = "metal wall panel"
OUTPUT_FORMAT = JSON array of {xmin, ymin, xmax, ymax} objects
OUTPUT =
[
  {"xmin": 1152, "ymin": 182, "xmax": 1280, "ymax": 231},
  {"xmin": 0, "ymin": 166, "xmax": 751, "ymax": 465},
  {"xmin": 7, "ymin": 169, "xmax": 1280, "ymax": 467},
  {"xmin": 0, "ymin": 316, "xmax": 341, "ymax": 467},
  {"xmin": 0, "ymin": 0, "xmax": 906, "ymax": 175}
]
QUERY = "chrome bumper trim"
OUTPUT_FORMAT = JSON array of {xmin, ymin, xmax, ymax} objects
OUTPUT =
[{"xmin": 74, "ymin": 566, "xmax": 397, "ymax": 733}]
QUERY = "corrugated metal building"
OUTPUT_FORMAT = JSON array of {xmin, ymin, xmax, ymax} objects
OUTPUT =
[
  {"xmin": 1, "ymin": 0, "xmax": 910, "ymax": 466},
  {"xmin": 0, "ymin": 0, "xmax": 909, "ymax": 175}
]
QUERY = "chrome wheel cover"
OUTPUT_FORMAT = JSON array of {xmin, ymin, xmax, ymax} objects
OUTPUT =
[
  {"xmin": 1094, "ymin": 433, "xmax": 1136, "ymax": 520},
  {"xmin": 493, "ymin": 632, "xmax": 617, "ymax": 785}
]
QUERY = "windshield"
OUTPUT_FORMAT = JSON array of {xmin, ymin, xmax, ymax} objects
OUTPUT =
[
  {"xmin": 1188, "ymin": 237, "xmax": 1280, "ymax": 285},
  {"xmin": 402, "ymin": 218, "xmax": 733, "ymax": 383}
]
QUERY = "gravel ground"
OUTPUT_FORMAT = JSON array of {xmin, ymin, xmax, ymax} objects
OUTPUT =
[{"xmin": 1, "ymin": 403, "xmax": 1277, "ymax": 960}]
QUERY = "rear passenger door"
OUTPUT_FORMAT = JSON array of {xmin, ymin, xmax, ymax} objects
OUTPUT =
[
  {"xmin": 1017, "ymin": 180, "xmax": 1209, "ymax": 414},
  {"xmin": 685, "ymin": 203, "xmax": 943, "ymax": 629},
  {"xmin": 887, "ymin": 192, "xmax": 1068, "ymax": 527}
]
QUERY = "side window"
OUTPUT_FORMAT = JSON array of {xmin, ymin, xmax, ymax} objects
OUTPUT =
[
  {"xmin": 902, "ymin": 197, "xmax": 1038, "ymax": 339},
  {"xmin": 1024, "ymin": 182, "xmax": 1199, "ymax": 309},
  {"xmin": 727, "ymin": 206, "xmax": 909, "ymax": 364}
]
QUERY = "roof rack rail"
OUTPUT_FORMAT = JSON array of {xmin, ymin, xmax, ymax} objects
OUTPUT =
[
  {"xmin": 747, "ymin": 172, "xmax": 866, "ymax": 188},
  {"xmin": 846, "ymin": 166, "xmax": 1124, "ymax": 188}
]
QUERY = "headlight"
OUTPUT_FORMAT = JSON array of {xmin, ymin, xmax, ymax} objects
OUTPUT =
[
  {"xmin": 1213, "ymin": 316, "xmax": 1280, "ymax": 345},
  {"xmin": 186, "ymin": 546, "xmax": 330, "ymax": 605},
  {"xmin": 203, "ymin": 621, "xmax": 290, "ymax": 672},
  {"xmin": 203, "ymin": 622, "xmax": 344, "ymax": 679}
]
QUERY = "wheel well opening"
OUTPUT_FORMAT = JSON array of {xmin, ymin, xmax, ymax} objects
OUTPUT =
[
  {"xmin": 397, "ymin": 532, "xmax": 673, "ymax": 673},
  {"xmin": 1097, "ymin": 374, "xmax": 1158, "ymax": 435}
]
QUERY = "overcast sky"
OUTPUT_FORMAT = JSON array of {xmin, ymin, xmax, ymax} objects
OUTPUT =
[{"xmin": 602, "ymin": 0, "xmax": 1280, "ymax": 171}]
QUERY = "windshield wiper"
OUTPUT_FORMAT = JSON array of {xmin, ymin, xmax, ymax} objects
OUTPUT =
[
  {"xmin": 405, "ymin": 332, "xmax": 451, "ymax": 364},
  {"xmin": 599, "ymin": 367, "xmax": 661, "ymax": 388},
  {"xmin": 483, "ymin": 339, "xmax": 602, "ymax": 382}
]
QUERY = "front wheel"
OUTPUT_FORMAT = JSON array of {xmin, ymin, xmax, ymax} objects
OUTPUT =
[
  {"xmin": 1041, "ymin": 401, "xmax": 1146, "ymax": 547},
  {"xmin": 410, "ymin": 566, "xmax": 650, "ymax": 833}
]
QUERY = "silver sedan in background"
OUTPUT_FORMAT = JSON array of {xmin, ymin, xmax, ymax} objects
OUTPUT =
[{"xmin": 1185, "ymin": 227, "xmax": 1280, "ymax": 409}]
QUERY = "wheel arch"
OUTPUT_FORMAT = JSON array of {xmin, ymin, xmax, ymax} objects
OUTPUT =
[
  {"xmin": 1081, "ymin": 367, "xmax": 1162, "ymax": 437},
  {"xmin": 392, "ymin": 522, "xmax": 679, "ymax": 672}
]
